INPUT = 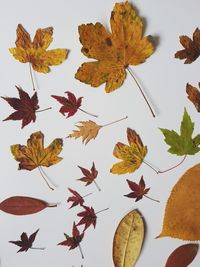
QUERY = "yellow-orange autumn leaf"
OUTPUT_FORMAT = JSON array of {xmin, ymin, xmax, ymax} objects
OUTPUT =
[
  {"xmin": 67, "ymin": 120, "xmax": 102, "ymax": 145},
  {"xmin": 113, "ymin": 210, "xmax": 144, "ymax": 267},
  {"xmin": 11, "ymin": 131, "xmax": 63, "ymax": 171},
  {"xmin": 111, "ymin": 128, "xmax": 147, "ymax": 174},
  {"xmin": 9, "ymin": 24, "xmax": 68, "ymax": 73},
  {"xmin": 158, "ymin": 163, "xmax": 200, "ymax": 241},
  {"xmin": 75, "ymin": 1, "xmax": 154, "ymax": 93}
]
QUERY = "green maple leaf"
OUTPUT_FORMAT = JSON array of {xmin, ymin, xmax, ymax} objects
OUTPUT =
[{"xmin": 160, "ymin": 108, "xmax": 200, "ymax": 156}]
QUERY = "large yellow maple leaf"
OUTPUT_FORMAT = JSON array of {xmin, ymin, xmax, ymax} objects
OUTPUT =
[
  {"xmin": 9, "ymin": 24, "xmax": 68, "ymax": 73},
  {"xmin": 75, "ymin": 1, "xmax": 154, "ymax": 93}
]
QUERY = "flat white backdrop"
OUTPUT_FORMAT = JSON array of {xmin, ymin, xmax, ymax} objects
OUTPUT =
[{"xmin": 0, "ymin": 0, "xmax": 200, "ymax": 266}]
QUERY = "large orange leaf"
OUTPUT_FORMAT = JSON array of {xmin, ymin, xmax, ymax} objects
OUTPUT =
[
  {"xmin": 75, "ymin": 1, "xmax": 154, "ymax": 93},
  {"xmin": 9, "ymin": 24, "xmax": 68, "ymax": 73}
]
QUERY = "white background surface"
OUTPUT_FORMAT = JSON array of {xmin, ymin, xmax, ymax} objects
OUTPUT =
[{"xmin": 0, "ymin": 0, "xmax": 200, "ymax": 266}]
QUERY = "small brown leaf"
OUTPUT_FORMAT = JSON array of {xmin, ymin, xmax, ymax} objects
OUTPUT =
[
  {"xmin": 0, "ymin": 196, "xmax": 57, "ymax": 215},
  {"xmin": 186, "ymin": 83, "xmax": 200, "ymax": 112},
  {"xmin": 165, "ymin": 244, "xmax": 199, "ymax": 267}
]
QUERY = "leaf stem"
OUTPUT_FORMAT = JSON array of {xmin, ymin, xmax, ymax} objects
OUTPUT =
[
  {"xmin": 102, "ymin": 116, "xmax": 128, "ymax": 128},
  {"xmin": 36, "ymin": 107, "xmax": 52, "ymax": 113},
  {"xmin": 143, "ymin": 155, "xmax": 187, "ymax": 174},
  {"xmin": 126, "ymin": 66, "xmax": 155, "ymax": 117},
  {"xmin": 38, "ymin": 167, "xmax": 54, "ymax": 191},
  {"xmin": 82, "ymin": 192, "xmax": 93, "ymax": 198},
  {"xmin": 157, "ymin": 155, "xmax": 187, "ymax": 174},
  {"xmin": 78, "ymin": 244, "xmax": 84, "ymax": 259},
  {"xmin": 78, "ymin": 107, "xmax": 98, "ymax": 118},
  {"xmin": 39, "ymin": 167, "xmax": 58, "ymax": 188},
  {"xmin": 94, "ymin": 180, "xmax": 101, "ymax": 192},
  {"xmin": 143, "ymin": 160, "xmax": 159, "ymax": 174},
  {"xmin": 29, "ymin": 63, "xmax": 36, "ymax": 91},
  {"xmin": 95, "ymin": 207, "xmax": 109, "ymax": 215},
  {"xmin": 144, "ymin": 195, "xmax": 160, "ymax": 203},
  {"xmin": 31, "ymin": 247, "xmax": 46, "ymax": 250}
]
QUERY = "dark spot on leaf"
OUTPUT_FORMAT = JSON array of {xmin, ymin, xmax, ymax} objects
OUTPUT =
[
  {"xmin": 111, "ymin": 11, "xmax": 115, "ymax": 20},
  {"xmin": 82, "ymin": 48, "xmax": 89, "ymax": 53},
  {"xmin": 105, "ymin": 38, "xmax": 112, "ymax": 46}
]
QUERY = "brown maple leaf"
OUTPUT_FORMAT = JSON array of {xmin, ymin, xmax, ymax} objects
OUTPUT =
[
  {"xmin": 1, "ymin": 86, "xmax": 39, "ymax": 128},
  {"xmin": 77, "ymin": 206, "xmax": 97, "ymax": 232},
  {"xmin": 67, "ymin": 188, "xmax": 84, "ymax": 209},
  {"xmin": 186, "ymin": 83, "xmax": 200, "ymax": 112},
  {"xmin": 78, "ymin": 162, "xmax": 101, "ymax": 191},
  {"xmin": 175, "ymin": 28, "xmax": 200, "ymax": 64}
]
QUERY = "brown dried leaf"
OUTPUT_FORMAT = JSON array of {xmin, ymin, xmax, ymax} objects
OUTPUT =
[{"xmin": 186, "ymin": 83, "xmax": 200, "ymax": 112}]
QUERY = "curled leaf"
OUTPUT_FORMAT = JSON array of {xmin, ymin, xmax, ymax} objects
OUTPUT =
[
  {"xmin": 0, "ymin": 196, "xmax": 57, "ymax": 215},
  {"xmin": 113, "ymin": 210, "xmax": 144, "ymax": 267},
  {"xmin": 165, "ymin": 244, "xmax": 199, "ymax": 267},
  {"xmin": 158, "ymin": 163, "xmax": 200, "ymax": 240},
  {"xmin": 186, "ymin": 83, "xmax": 200, "ymax": 112}
]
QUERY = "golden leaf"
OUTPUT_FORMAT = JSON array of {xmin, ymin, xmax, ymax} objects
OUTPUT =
[
  {"xmin": 67, "ymin": 120, "xmax": 102, "ymax": 145},
  {"xmin": 111, "ymin": 128, "xmax": 147, "ymax": 174},
  {"xmin": 11, "ymin": 131, "xmax": 63, "ymax": 171},
  {"xmin": 158, "ymin": 163, "xmax": 200, "ymax": 240},
  {"xmin": 75, "ymin": 1, "xmax": 154, "ymax": 93},
  {"xmin": 113, "ymin": 210, "xmax": 144, "ymax": 267},
  {"xmin": 9, "ymin": 24, "xmax": 68, "ymax": 73}
]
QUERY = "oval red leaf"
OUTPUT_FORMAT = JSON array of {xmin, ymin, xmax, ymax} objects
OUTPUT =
[
  {"xmin": 165, "ymin": 243, "xmax": 199, "ymax": 267},
  {"xmin": 0, "ymin": 196, "xmax": 56, "ymax": 215}
]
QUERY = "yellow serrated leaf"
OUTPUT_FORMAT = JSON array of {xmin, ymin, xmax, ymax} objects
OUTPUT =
[
  {"xmin": 113, "ymin": 209, "xmax": 144, "ymax": 267},
  {"xmin": 158, "ymin": 162, "xmax": 200, "ymax": 241}
]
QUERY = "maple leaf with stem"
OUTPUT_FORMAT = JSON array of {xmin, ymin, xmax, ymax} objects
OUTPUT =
[
  {"xmin": 67, "ymin": 116, "xmax": 128, "ymax": 145},
  {"xmin": 58, "ymin": 222, "xmax": 84, "ymax": 259},
  {"xmin": 51, "ymin": 91, "xmax": 98, "ymax": 118},
  {"xmin": 186, "ymin": 83, "xmax": 200, "ymax": 112},
  {"xmin": 78, "ymin": 162, "xmax": 101, "ymax": 191},
  {"xmin": 111, "ymin": 128, "xmax": 147, "ymax": 175},
  {"xmin": 75, "ymin": 1, "xmax": 155, "ymax": 117},
  {"xmin": 9, "ymin": 24, "xmax": 68, "ymax": 90},
  {"xmin": 9, "ymin": 229, "xmax": 45, "ymax": 252},
  {"xmin": 10, "ymin": 131, "xmax": 63, "ymax": 190},
  {"xmin": 125, "ymin": 176, "xmax": 160, "ymax": 202},
  {"xmin": 77, "ymin": 206, "xmax": 109, "ymax": 232},
  {"xmin": 1, "ymin": 86, "xmax": 51, "ymax": 128},
  {"xmin": 67, "ymin": 188, "xmax": 92, "ymax": 209},
  {"xmin": 175, "ymin": 28, "xmax": 200, "ymax": 64}
]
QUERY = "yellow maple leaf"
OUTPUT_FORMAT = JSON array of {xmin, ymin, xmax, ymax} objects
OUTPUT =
[
  {"xmin": 67, "ymin": 120, "xmax": 102, "ymax": 145},
  {"xmin": 11, "ymin": 131, "xmax": 63, "ymax": 190},
  {"xmin": 158, "ymin": 163, "xmax": 200, "ymax": 241},
  {"xmin": 75, "ymin": 1, "xmax": 154, "ymax": 93},
  {"xmin": 111, "ymin": 128, "xmax": 147, "ymax": 174},
  {"xmin": 9, "ymin": 24, "xmax": 68, "ymax": 73}
]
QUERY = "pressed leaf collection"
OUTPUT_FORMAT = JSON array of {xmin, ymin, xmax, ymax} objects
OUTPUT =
[{"xmin": 1, "ymin": 1, "xmax": 200, "ymax": 266}]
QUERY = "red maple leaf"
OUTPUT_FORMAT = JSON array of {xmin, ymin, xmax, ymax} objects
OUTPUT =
[
  {"xmin": 58, "ymin": 222, "xmax": 84, "ymax": 257},
  {"xmin": 51, "ymin": 91, "xmax": 82, "ymax": 118},
  {"xmin": 78, "ymin": 162, "xmax": 101, "ymax": 191},
  {"xmin": 67, "ymin": 188, "xmax": 84, "ymax": 208},
  {"xmin": 9, "ymin": 229, "xmax": 40, "ymax": 252},
  {"xmin": 124, "ymin": 176, "xmax": 150, "ymax": 202},
  {"xmin": 1, "ymin": 86, "xmax": 39, "ymax": 128},
  {"xmin": 77, "ymin": 206, "xmax": 97, "ymax": 231}
]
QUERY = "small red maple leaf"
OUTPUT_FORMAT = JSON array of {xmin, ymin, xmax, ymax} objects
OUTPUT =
[
  {"xmin": 125, "ymin": 176, "xmax": 150, "ymax": 202},
  {"xmin": 125, "ymin": 176, "xmax": 159, "ymax": 202},
  {"xmin": 78, "ymin": 162, "xmax": 101, "ymax": 191},
  {"xmin": 67, "ymin": 188, "xmax": 84, "ymax": 208},
  {"xmin": 1, "ymin": 86, "xmax": 39, "ymax": 128},
  {"xmin": 9, "ymin": 229, "xmax": 43, "ymax": 252},
  {"xmin": 58, "ymin": 222, "xmax": 84, "ymax": 258},
  {"xmin": 77, "ymin": 206, "xmax": 97, "ymax": 231},
  {"xmin": 51, "ymin": 91, "xmax": 82, "ymax": 118}
]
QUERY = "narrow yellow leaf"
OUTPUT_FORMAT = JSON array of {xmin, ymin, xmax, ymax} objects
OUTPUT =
[{"xmin": 113, "ymin": 210, "xmax": 144, "ymax": 267}]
